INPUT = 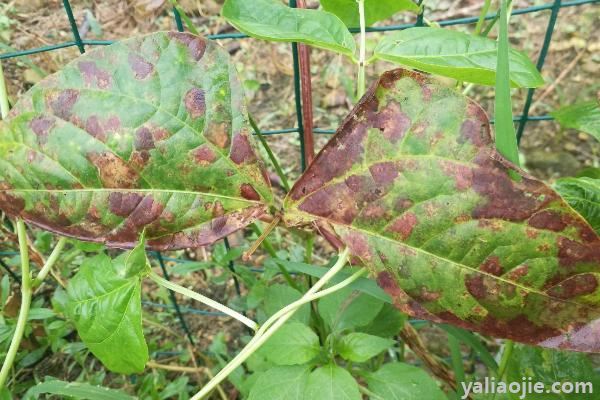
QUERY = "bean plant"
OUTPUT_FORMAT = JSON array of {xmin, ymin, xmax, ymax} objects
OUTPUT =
[{"xmin": 0, "ymin": 0, "xmax": 599, "ymax": 399}]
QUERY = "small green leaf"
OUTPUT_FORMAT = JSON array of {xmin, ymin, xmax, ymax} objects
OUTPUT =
[
  {"xmin": 321, "ymin": 0, "xmax": 419, "ymax": 27},
  {"xmin": 374, "ymin": 27, "xmax": 544, "ymax": 87},
  {"xmin": 366, "ymin": 362, "xmax": 446, "ymax": 400},
  {"xmin": 305, "ymin": 364, "xmax": 361, "ymax": 400},
  {"xmin": 359, "ymin": 303, "xmax": 406, "ymax": 338},
  {"xmin": 222, "ymin": 0, "xmax": 356, "ymax": 58},
  {"xmin": 551, "ymin": 101, "xmax": 600, "ymax": 140},
  {"xmin": 262, "ymin": 284, "xmax": 311, "ymax": 324},
  {"xmin": 260, "ymin": 322, "xmax": 320, "ymax": 365},
  {"xmin": 24, "ymin": 379, "xmax": 135, "ymax": 400},
  {"xmin": 27, "ymin": 308, "xmax": 55, "ymax": 320},
  {"xmin": 65, "ymin": 253, "xmax": 148, "ymax": 373},
  {"xmin": 318, "ymin": 287, "xmax": 383, "ymax": 332},
  {"xmin": 555, "ymin": 177, "xmax": 600, "ymax": 234},
  {"xmin": 248, "ymin": 365, "xmax": 310, "ymax": 400},
  {"xmin": 123, "ymin": 232, "xmax": 149, "ymax": 277},
  {"xmin": 335, "ymin": 332, "xmax": 394, "ymax": 362}
]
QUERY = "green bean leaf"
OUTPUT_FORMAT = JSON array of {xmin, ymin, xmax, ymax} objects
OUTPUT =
[
  {"xmin": 555, "ymin": 177, "xmax": 600, "ymax": 235},
  {"xmin": 374, "ymin": 27, "xmax": 544, "ymax": 87},
  {"xmin": 551, "ymin": 101, "xmax": 600, "ymax": 141},
  {"xmin": 0, "ymin": 32, "xmax": 273, "ymax": 250},
  {"xmin": 284, "ymin": 69, "xmax": 600, "ymax": 352},
  {"xmin": 222, "ymin": 0, "xmax": 356, "ymax": 58},
  {"xmin": 321, "ymin": 0, "xmax": 420, "ymax": 28},
  {"xmin": 65, "ymin": 252, "xmax": 147, "ymax": 373}
]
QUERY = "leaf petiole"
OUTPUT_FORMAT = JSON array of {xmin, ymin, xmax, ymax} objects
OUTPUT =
[
  {"xmin": 356, "ymin": 0, "xmax": 367, "ymax": 98},
  {"xmin": 147, "ymin": 269, "xmax": 258, "ymax": 331}
]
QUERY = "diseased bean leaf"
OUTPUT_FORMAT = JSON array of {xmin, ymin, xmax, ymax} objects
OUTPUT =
[
  {"xmin": 555, "ymin": 177, "xmax": 600, "ymax": 235},
  {"xmin": 551, "ymin": 101, "xmax": 600, "ymax": 141},
  {"xmin": 284, "ymin": 69, "xmax": 600, "ymax": 352},
  {"xmin": 65, "ymin": 252, "xmax": 147, "ymax": 373},
  {"xmin": 374, "ymin": 27, "xmax": 544, "ymax": 88},
  {"xmin": 321, "ymin": 0, "xmax": 420, "ymax": 28},
  {"xmin": 222, "ymin": 0, "xmax": 356, "ymax": 58},
  {"xmin": 0, "ymin": 32, "xmax": 272, "ymax": 250}
]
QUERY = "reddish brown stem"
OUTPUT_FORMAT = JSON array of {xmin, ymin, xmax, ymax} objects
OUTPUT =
[{"xmin": 296, "ymin": 0, "xmax": 315, "ymax": 166}]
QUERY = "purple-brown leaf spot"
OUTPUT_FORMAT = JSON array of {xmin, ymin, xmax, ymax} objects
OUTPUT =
[
  {"xmin": 230, "ymin": 133, "xmax": 257, "ymax": 165},
  {"xmin": 386, "ymin": 212, "xmax": 418, "ymax": 240},
  {"xmin": 191, "ymin": 145, "xmax": 216, "ymax": 166},
  {"xmin": 78, "ymin": 61, "xmax": 112, "ymax": 89},
  {"xmin": 128, "ymin": 53, "xmax": 154, "ymax": 79},
  {"xmin": 479, "ymin": 256, "xmax": 503, "ymax": 276},
  {"xmin": 168, "ymin": 32, "xmax": 207, "ymax": 61},
  {"xmin": 546, "ymin": 274, "xmax": 599, "ymax": 300},
  {"xmin": 29, "ymin": 117, "xmax": 55, "ymax": 145},
  {"xmin": 108, "ymin": 192, "xmax": 144, "ymax": 217},
  {"xmin": 373, "ymin": 102, "xmax": 411, "ymax": 143},
  {"xmin": 184, "ymin": 88, "xmax": 206, "ymax": 119},
  {"xmin": 134, "ymin": 127, "xmax": 155, "ymax": 151},
  {"xmin": 47, "ymin": 89, "xmax": 79, "ymax": 120},
  {"xmin": 240, "ymin": 183, "xmax": 261, "ymax": 201}
]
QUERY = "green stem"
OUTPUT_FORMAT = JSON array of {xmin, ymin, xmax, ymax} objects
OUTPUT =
[
  {"xmin": 358, "ymin": 385, "xmax": 385, "ymax": 400},
  {"xmin": 494, "ymin": 0, "xmax": 520, "ymax": 167},
  {"xmin": 448, "ymin": 334, "xmax": 466, "ymax": 398},
  {"xmin": 0, "ymin": 62, "xmax": 9, "ymax": 119},
  {"xmin": 248, "ymin": 115, "xmax": 291, "ymax": 192},
  {"xmin": 490, "ymin": 340, "xmax": 514, "ymax": 400},
  {"xmin": 474, "ymin": 0, "xmax": 492, "ymax": 35},
  {"xmin": 496, "ymin": 340, "xmax": 514, "ymax": 379},
  {"xmin": 0, "ymin": 220, "xmax": 32, "ymax": 389},
  {"xmin": 32, "ymin": 237, "xmax": 67, "ymax": 287},
  {"xmin": 191, "ymin": 248, "xmax": 351, "ymax": 400},
  {"xmin": 148, "ymin": 270, "xmax": 258, "ymax": 331},
  {"xmin": 356, "ymin": 0, "xmax": 367, "ymax": 99}
]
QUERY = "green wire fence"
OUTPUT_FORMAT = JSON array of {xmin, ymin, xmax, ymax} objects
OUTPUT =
[{"xmin": 0, "ymin": 0, "xmax": 599, "ymax": 352}]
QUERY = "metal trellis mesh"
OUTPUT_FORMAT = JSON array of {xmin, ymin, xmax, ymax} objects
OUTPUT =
[{"xmin": 1, "ymin": 0, "xmax": 599, "ymax": 349}]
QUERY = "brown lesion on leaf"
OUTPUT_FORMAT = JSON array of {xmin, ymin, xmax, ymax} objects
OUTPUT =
[
  {"xmin": 230, "ymin": 133, "xmax": 257, "ymax": 165},
  {"xmin": 528, "ymin": 210, "xmax": 567, "ymax": 232},
  {"xmin": 465, "ymin": 273, "xmax": 487, "ymax": 300},
  {"xmin": 372, "ymin": 102, "xmax": 411, "ymax": 143},
  {"xmin": 479, "ymin": 256, "xmax": 503, "ymax": 276},
  {"xmin": 558, "ymin": 237, "xmax": 600, "ymax": 268},
  {"xmin": 386, "ymin": 212, "xmax": 418, "ymax": 241},
  {"xmin": 184, "ymin": 88, "xmax": 206, "ymax": 119},
  {"xmin": 191, "ymin": 145, "xmax": 216, "ymax": 165},
  {"xmin": 546, "ymin": 273, "xmax": 599, "ymax": 300},
  {"xmin": 84, "ymin": 115, "xmax": 121, "ymax": 143},
  {"xmin": 299, "ymin": 183, "xmax": 358, "ymax": 225},
  {"xmin": 87, "ymin": 152, "xmax": 140, "ymax": 188},
  {"xmin": 128, "ymin": 53, "xmax": 154, "ymax": 79},
  {"xmin": 134, "ymin": 126, "xmax": 156, "ymax": 151},
  {"xmin": 204, "ymin": 122, "xmax": 231, "ymax": 149},
  {"xmin": 29, "ymin": 117, "xmax": 55, "ymax": 145},
  {"xmin": 440, "ymin": 160, "xmax": 473, "ymax": 191},
  {"xmin": 167, "ymin": 32, "xmax": 207, "ymax": 61},
  {"xmin": 78, "ymin": 61, "xmax": 112, "ymax": 89},
  {"xmin": 240, "ymin": 183, "xmax": 261, "ymax": 201},
  {"xmin": 108, "ymin": 192, "xmax": 144, "ymax": 217},
  {"xmin": 369, "ymin": 162, "xmax": 398, "ymax": 186},
  {"xmin": 46, "ymin": 89, "xmax": 79, "ymax": 120}
]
